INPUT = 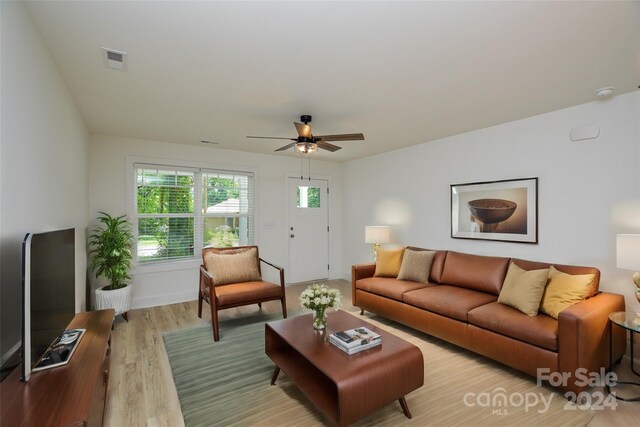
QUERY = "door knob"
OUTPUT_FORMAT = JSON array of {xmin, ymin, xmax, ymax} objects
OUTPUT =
[{"xmin": 290, "ymin": 234, "xmax": 295, "ymax": 238}]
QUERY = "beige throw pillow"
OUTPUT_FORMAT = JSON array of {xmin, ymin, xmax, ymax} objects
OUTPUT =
[
  {"xmin": 373, "ymin": 247, "xmax": 405, "ymax": 278},
  {"xmin": 397, "ymin": 249, "xmax": 436, "ymax": 283},
  {"xmin": 497, "ymin": 262, "xmax": 549, "ymax": 316},
  {"xmin": 204, "ymin": 248, "xmax": 262, "ymax": 286},
  {"xmin": 539, "ymin": 266, "xmax": 595, "ymax": 319}
]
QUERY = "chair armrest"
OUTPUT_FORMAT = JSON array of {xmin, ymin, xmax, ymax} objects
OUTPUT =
[
  {"xmin": 259, "ymin": 258, "xmax": 285, "ymax": 288},
  {"xmin": 557, "ymin": 292, "xmax": 626, "ymax": 393},
  {"xmin": 200, "ymin": 265, "xmax": 214, "ymax": 292},
  {"xmin": 352, "ymin": 263, "xmax": 376, "ymax": 306}
]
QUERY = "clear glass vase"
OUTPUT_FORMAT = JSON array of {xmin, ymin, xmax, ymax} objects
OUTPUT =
[{"xmin": 313, "ymin": 308, "xmax": 328, "ymax": 330}]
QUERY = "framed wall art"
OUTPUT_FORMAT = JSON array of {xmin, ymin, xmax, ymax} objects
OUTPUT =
[{"xmin": 451, "ymin": 177, "xmax": 538, "ymax": 243}]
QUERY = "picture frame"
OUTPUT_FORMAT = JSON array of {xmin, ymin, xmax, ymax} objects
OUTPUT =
[{"xmin": 451, "ymin": 177, "xmax": 538, "ymax": 243}]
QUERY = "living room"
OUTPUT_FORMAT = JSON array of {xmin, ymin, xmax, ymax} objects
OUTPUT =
[{"xmin": 1, "ymin": 1, "xmax": 640, "ymax": 426}]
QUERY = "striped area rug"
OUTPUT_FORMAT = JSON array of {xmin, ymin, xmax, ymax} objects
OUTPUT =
[{"xmin": 163, "ymin": 311, "xmax": 594, "ymax": 426}]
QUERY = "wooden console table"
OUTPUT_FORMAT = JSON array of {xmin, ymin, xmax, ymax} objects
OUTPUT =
[{"xmin": 0, "ymin": 309, "xmax": 114, "ymax": 426}]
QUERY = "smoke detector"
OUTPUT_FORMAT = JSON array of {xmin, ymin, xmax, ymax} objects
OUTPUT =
[
  {"xmin": 101, "ymin": 47, "xmax": 127, "ymax": 71},
  {"xmin": 595, "ymin": 86, "xmax": 615, "ymax": 97}
]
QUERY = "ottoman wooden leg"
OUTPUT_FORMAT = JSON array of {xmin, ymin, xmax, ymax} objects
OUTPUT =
[{"xmin": 399, "ymin": 397, "xmax": 412, "ymax": 419}]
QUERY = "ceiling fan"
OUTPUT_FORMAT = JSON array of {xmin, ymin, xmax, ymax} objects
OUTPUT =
[{"xmin": 247, "ymin": 115, "xmax": 364, "ymax": 153}]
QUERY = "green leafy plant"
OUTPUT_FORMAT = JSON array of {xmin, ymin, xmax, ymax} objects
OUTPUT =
[{"xmin": 89, "ymin": 212, "xmax": 134, "ymax": 290}]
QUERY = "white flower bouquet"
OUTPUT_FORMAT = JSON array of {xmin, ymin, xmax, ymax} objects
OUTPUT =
[{"xmin": 299, "ymin": 283, "xmax": 341, "ymax": 329}]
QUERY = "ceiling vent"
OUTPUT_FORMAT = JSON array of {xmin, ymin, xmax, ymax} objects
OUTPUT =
[{"xmin": 101, "ymin": 47, "xmax": 127, "ymax": 71}]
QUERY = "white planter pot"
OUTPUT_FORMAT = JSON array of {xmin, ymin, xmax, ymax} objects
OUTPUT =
[{"xmin": 95, "ymin": 285, "xmax": 132, "ymax": 316}]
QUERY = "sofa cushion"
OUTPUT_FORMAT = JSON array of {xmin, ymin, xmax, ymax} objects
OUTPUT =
[
  {"xmin": 403, "ymin": 285, "xmax": 497, "ymax": 322},
  {"xmin": 468, "ymin": 302, "xmax": 558, "ymax": 351},
  {"xmin": 397, "ymin": 249, "xmax": 436, "ymax": 283},
  {"xmin": 204, "ymin": 247, "xmax": 262, "ymax": 286},
  {"xmin": 498, "ymin": 262, "xmax": 549, "ymax": 316},
  {"xmin": 440, "ymin": 251, "xmax": 510, "ymax": 295},
  {"xmin": 213, "ymin": 281, "xmax": 282, "ymax": 306},
  {"xmin": 540, "ymin": 266, "xmax": 595, "ymax": 319},
  {"xmin": 406, "ymin": 247, "xmax": 448, "ymax": 284},
  {"xmin": 373, "ymin": 247, "xmax": 405, "ymax": 277},
  {"xmin": 356, "ymin": 277, "xmax": 431, "ymax": 302},
  {"xmin": 512, "ymin": 259, "xmax": 600, "ymax": 298}
]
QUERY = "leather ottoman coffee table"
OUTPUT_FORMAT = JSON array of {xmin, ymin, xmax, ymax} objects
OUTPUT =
[{"xmin": 265, "ymin": 310, "xmax": 424, "ymax": 426}]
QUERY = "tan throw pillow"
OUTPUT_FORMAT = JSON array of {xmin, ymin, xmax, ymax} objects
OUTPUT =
[
  {"xmin": 204, "ymin": 248, "xmax": 262, "ymax": 286},
  {"xmin": 373, "ymin": 247, "xmax": 405, "ymax": 278},
  {"xmin": 397, "ymin": 249, "xmax": 436, "ymax": 283},
  {"xmin": 497, "ymin": 262, "xmax": 549, "ymax": 316},
  {"xmin": 539, "ymin": 266, "xmax": 595, "ymax": 319}
]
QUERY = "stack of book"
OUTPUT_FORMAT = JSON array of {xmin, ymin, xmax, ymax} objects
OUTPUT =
[{"xmin": 329, "ymin": 326, "xmax": 382, "ymax": 355}]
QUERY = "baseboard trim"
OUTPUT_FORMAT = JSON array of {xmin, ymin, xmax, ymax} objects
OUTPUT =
[{"xmin": 132, "ymin": 290, "xmax": 197, "ymax": 309}]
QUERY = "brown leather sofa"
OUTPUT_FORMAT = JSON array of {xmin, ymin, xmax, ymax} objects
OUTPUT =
[{"xmin": 352, "ymin": 247, "xmax": 626, "ymax": 393}]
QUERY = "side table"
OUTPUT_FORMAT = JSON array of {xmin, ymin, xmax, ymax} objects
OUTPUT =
[{"xmin": 608, "ymin": 311, "xmax": 640, "ymax": 401}]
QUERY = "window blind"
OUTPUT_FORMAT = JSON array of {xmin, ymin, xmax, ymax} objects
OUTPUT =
[{"xmin": 134, "ymin": 163, "xmax": 254, "ymax": 263}]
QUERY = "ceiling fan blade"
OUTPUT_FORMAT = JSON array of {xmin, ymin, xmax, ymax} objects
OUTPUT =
[
  {"xmin": 294, "ymin": 122, "xmax": 312, "ymax": 138},
  {"xmin": 275, "ymin": 142, "xmax": 297, "ymax": 152},
  {"xmin": 316, "ymin": 141, "xmax": 342, "ymax": 152},
  {"xmin": 315, "ymin": 133, "xmax": 364, "ymax": 142},
  {"xmin": 247, "ymin": 136, "xmax": 297, "ymax": 140}
]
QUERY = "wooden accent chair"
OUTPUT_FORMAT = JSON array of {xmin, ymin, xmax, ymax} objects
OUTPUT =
[{"xmin": 198, "ymin": 246, "xmax": 287, "ymax": 341}]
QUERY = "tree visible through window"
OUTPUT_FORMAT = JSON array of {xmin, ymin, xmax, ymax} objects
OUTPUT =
[
  {"xmin": 135, "ymin": 164, "xmax": 253, "ymax": 262},
  {"xmin": 297, "ymin": 186, "xmax": 321, "ymax": 208}
]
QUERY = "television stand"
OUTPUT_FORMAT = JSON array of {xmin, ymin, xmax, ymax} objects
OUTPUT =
[{"xmin": 1, "ymin": 309, "xmax": 114, "ymax": 426}]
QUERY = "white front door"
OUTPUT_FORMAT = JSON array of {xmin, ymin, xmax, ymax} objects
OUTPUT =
[{"xmin": 288, "ymin": 178, "xmax": 329, "ymax": 283}]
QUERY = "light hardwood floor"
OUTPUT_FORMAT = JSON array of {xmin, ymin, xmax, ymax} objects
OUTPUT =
[{"xmin": 105, "ymin": 279, "xmax": 640, "ymax": 426}]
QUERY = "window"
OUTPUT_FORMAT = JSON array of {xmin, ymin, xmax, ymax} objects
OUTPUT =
[
  {"xmin": 134, "ymin": 163, "xmax": 253, "ymax": 263},
  {"xmin": 297, "ymin": 186, "xmax": 321, "ymax": 208}
]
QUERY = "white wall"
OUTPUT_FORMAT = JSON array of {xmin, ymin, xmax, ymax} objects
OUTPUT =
[
  {"xmin": 0, "ymin": 2, "xmax": 90, "ymax": 361},
  {"xmin": 89, "ymin": 135, "xmax": 343, "ymax": 308},
  {"xmin": 343, "ymin": 91, "xmax": 640, "ymax": 311}
]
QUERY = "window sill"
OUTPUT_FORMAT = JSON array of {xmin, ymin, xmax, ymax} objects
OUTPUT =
[{"xmin": 132, "ymin": 258, "xmax": 201, "ymax": 275}]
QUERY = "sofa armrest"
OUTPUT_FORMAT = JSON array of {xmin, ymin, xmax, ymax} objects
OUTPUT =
[
  {"xmin": 352, "ymin": 263, "xmax": 376, "ymax": 306},
  {"xmin": 557, "ymin": 292, "xmax": 626, "ymax": 393}
]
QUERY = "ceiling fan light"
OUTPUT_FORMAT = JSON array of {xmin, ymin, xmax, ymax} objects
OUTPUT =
[{"xmin": 296, "ymin": 142, "xmax": 317, "ymax": 154}]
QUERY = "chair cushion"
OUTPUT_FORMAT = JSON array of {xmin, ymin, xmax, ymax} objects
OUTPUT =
[
  {"xmin": 214, "ymin": 281, "xmax": 282, "ymax": 306},
  {"xmin": 374, "ymin": 247, "xmax": 405, "ymax": 277},
  {"xmin": 468, "ymin": 302, "xmax": 558, "ymax": 351},
  {"xmin": 397, "ymin": 249, "xmax": 436, "ymax": 283},
  {"xmin": 539, "ymin": 266, "xmax": 595, "ymax": 319},
  {"xmin": 204, "ymin": 247, "xmax": 262, "ymax": 286},
  {"xmin": 403, "ymin": 286, "xmax": 497, "ymax": 322},
  {"xmin": 498, "ymin": 262, "xmax": 549, "ymax": 316},
  {"xmin": 356, "ymin": 277, "xmax": 431, "ymax": 302}
]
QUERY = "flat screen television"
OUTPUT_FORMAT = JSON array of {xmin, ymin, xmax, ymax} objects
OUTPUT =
[{"xmin": 21, "ymin": 228, "xmax": 76, "ymax": 381}]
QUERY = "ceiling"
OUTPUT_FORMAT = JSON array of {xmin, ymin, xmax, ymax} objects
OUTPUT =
[{"xmin": 25, "ymin": 1, "xmax": 640, "ymax": 162}]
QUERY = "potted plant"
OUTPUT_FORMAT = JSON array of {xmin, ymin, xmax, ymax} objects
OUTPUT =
[{"xmin": 89, "ymin": 212, "xmax": 134, "ymax": 320}]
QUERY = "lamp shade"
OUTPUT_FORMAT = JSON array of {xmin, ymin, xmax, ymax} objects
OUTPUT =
[
  {"xmin": 365, "ymin": 226, "xmax": 390, "ymax": 244},
  {"xmin": 616, "ymin": 234, "xmax": 640, "ymax": 270}
]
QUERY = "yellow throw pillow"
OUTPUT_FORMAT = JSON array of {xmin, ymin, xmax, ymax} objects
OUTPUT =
[
  {"xmin": 373, "ymin": 247, "xmax": 405, "ymax": 278},
  {"xmin": 539, "ymin": 266, "xmax": 595, "ymax": 319},
  {"xmin": 204, "ymin": 248, "xmax": 262, "ymax": 286},
  {"xmin": 497, "ymin": 262, "xmax": 549, "ymax": 316},
  {"xmin": 397, "ymin": 249, "xmax": 436, "ymax": 283}
]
